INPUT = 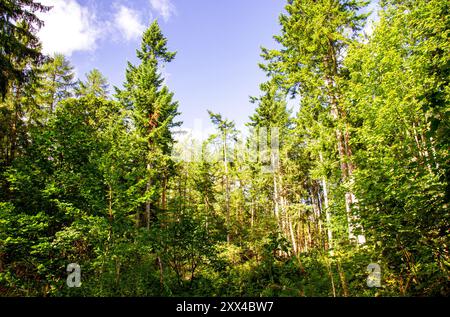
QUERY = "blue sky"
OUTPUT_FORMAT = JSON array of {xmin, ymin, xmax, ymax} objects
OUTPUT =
[
  {"xmin": 37, "ymin": 0, "xmax": 378, "ymax": 135},
  {"xmin": 37, "ymin": 0, "xmax": 286, "ymax": 132}
]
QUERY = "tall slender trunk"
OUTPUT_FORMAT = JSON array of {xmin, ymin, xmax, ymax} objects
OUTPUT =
[
  {"xmin": 250, "ymin": 199, "xmax": 254, "ymax": 228},
  {"xmin": 108, "ymin": 184, "xmax": 113, "ymax": 238},
  {"xmin": 304, "ymin": 223, "xmax": 310, "ymax": 253},
  {"xmin": 337, "ymin": 259, "xmax": 349, "ymax": 297},
  {"xmin": 326, "ymin": 76, "xmax": 364, "ymax": 244},
  {"xmin": 279, "ymin": 176, "xmax": 289, "ymax": 243},
  {"xmin": 204, "ymin": 195, "xmax": 210, "ymax": 232},
  {"xmin": 310, "ymin": 186, "xmax": 322, "ymax": 246},
  {"xmin": 324, "ymin": 40, "xmax": 365, "ymax": 245},
  {"xmin": 322, "ymin": 178, "xmax": 333, "ymax": 250},
  {"xmin": 146, "ymin": 163, "xmax": 152, "ymax": 230},
  {"xmin": 288, "ymin": 213, "xmax": 298, "ymax": 255},
  {"xmin": 9, "ymin": 109, "xmax": 17, "ymax": 166},
  {"xmin": 161, "ymin": 175, "xmax": 167, "ymax": 210},
  {"xmin": 50, "ymin": 72, "xmax": 56, "ymax": 113},
  {"xmin": 325, "ymin": 256, "xmax": 337, "ymax": 297},
  {"xmin": 332, "ymin": 103, "xmax": 357, "ymax": 242},
  {"xmin": 9, "ymin": 84, "xmax": 22, "ymax": 166},
  {"xmin": 320, "ymin": 152, "xmax": 333, "ymax": 252},
  {"xmin": 272, "ymin": 148, "xmax": 281, "ymax": 233},
  {"xmin": 297, "ymin": 219, "xmax": 303, "ymax": 253},
  {"xmin": 157, "ymin": 256, "xmax": 164, "ymax": 292},
  {"xmin": 223, "ymin": 134, "xmax": 231, "ymax": 243},
  {"xmin": 273, "ymin": 173, "xmax": 279, "ymax": 221}
]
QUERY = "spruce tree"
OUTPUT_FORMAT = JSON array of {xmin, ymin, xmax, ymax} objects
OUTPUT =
[
  {"xmin": 261, "ymin": 0, "xmax": 369, "ymax": 244},
  {"xmin": 116, "ymin": 20, "xmax": 180, "ymax": 228},
  {"xmin": 76, "ymin": 69, "xmax": 109, "ymax": 99},
  {"xmin": 0, "ymin": 0, "xmax": 49, "ymax": 99},
  {"xmin": 39, "ymin": 54, "xmax": 75, "ymax": 113}
]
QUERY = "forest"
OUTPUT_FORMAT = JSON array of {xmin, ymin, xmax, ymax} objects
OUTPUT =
[{"xmin": 0, "ymin": 0, "xmax": 448, "ymax": 297}]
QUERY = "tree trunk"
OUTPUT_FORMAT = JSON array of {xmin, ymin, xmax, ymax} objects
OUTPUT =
[
  {"xmin": 323, "ymin": 179, "xmax": 333, "ymax": 251},
  {"xmin": 273, "ymin": 173, "xmax": 280, "ymax": 221},
  {"xmin": 250, "ymin": 199, "xmax": 254, "ymax": 228},
  {"xmin": 325, "ymin": 257, "xmax": 337, "ymax": 297},
  {"xmin": 326, "ymin": 76, "xmax": 364, "ymax": 244},
  {"xmin": 108, "ymin": 184, "xmax": 113, "ymax": 239},
  {"xmin": 146, "ymin": 163, "xmax": 152, "ymax": 230},
  {"xmin": 288, "ymin": 213, "xmax": 297, "ymax": 255},
  {"xmin": 319, "ymin": 152, "xmax": 333, "ymax": 253},
  {"xmin": 324, "ymin": 40, "xmax": 365, "ymax": 245},
  {"xmin": 157, "ymin": 256, "xmax": 164, "ymax": 292},
  {"xmin": 161, "ymin": 174, "xmax": 167, "ymax": 210},
  {"xmin": 9, "ymin": 85, "xmax": 22, "ymax": 166},
  {"xmin": 224, "ymin": 134, "xmax": 231, "ymax": 244},
  {"xmin": 337, "ymin": 259, "xmax": 349, "ymax": 297}
]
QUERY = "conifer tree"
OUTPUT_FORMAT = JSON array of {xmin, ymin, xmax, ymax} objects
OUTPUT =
[
  {"xmin": 208, "ymin": 111, "xmax": 237, "ymax": 243},
  {"xmin": 261, "ymin": 0, "xmax": 369, "ymax": 244},
  {"xmin": 0, "ymin": 0, "xmax": 49, "ymax": 99},
  {"xmin": 39, "ymin": 54, "xmax": 75, "ymax": 113},
  {"xmin": 116, "ymin": 20, "xmax": 180, "ymax": 228},
  {"xmin": 76, "ymin": 68, "xmax": 109, "ymax": 99}
]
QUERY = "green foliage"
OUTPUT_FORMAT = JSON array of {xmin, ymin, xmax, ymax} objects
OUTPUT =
[
  {"xmin": 0, "ymin": 0, "xmax": 448, "ymax": 297},
  {"xmin": 343, "ymin": 0, "xmax": 450, "ymax": 295},
  {"xmin": 76, "ymin": 69, "xmax": 109, "ymax": 99},
  {"xmin": 39, "ymin": 54, "xmax": 76, "ymax": 112},
  {"xmin": 0, "ymin": 0, "xmax": 50, "ymax": 98}
]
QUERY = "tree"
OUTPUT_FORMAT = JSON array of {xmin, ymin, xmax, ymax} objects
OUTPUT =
[
  {"xmin": 0, "ymin": 20, "xmax": 46, "ymax": 170},
  {"xmin": 0, "ymin": 94, "xmax": 119, "ymax": 295},
  {"xmin": 261, "ymin": 0, "xmax": 369, "ymax": 244},
  {"xmin": 116, "ymin": 20, "xmax": 180, "ymax": 228},
  {"xmin": 248, "ymin": 80, "xmax": 295, "ymax": 252},
  {"xmin": 0, "ymin": 0, "xmax": 449, "ymax": 298},
  {"xmin": 39, "ymin": 54, "xmax": 75, "ymax": 113},
  {"xmin": 345, "ymin": 0, "xmax": 449, "ymax": 295},
  {"xmin": 208, "ymin": 111, "xmax": 237, "ymax": 244},
  {"xmin": 76, "ymin": 69, "xmax": 109, "ymax": 99},
  {"xmin": 0, "ymin": 0, "xmax": 49, "ymax": 99}
]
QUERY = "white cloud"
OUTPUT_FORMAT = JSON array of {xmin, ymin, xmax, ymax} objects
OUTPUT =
[
  {"xmin": 149, "ymin": 0, "xmax": 176, "ymax": 22},
  {"xmin": 37, "ymin": 0, "xmax": 101, "ymax": 56},
  {"xmin": 114, "ymin": 5, "xmax": 146, "ymax": 41}
]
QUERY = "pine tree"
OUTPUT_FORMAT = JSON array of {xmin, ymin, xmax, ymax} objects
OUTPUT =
[
  {"xmin": 116, "ymin": 20, "xmax": 180, "ymax": 229},
  {"xmin": 76, "ymin": 68, "xmax": 109, "ymax": 99},
  {"xmin": 39, "ymin": 54, "xmax": 75, "ymax": 113},
  {"xmin": 0, "ymin": 20, "xmax": 45, "ymax": 169},
  {"xmin": 0, "ymin": 0, "xmax": 49, "ymax": 99},
  {"xmin": 208, "ymin": 111, "xmax": 237, "ymax": 243},
  {"xmin": 261, "ymin": 0, "xmax": 369, "ymax": 245},
  {"xmin": 248, "ymin": 80, "xmax": 294, "ymax": 252}
]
